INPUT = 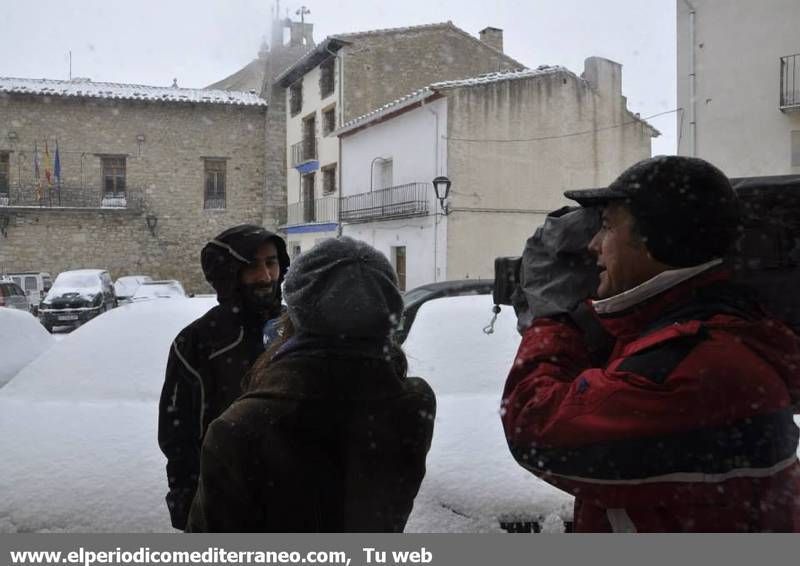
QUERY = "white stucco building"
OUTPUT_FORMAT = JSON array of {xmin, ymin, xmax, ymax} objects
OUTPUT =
[
  {"xmin": 274, "ymin": 23, "xmax": 525, "ymax": 257},
  {"xmin": 677, "ymin": 0, "xmax": 800, "ymax": 175},
  {"xmin": 336, "ymin": 59, "xmax": 657, "ymax": 290}
]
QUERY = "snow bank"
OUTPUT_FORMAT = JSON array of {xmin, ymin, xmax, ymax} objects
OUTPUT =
[
  {"xmin": 0, "ymin": 298, "xmax": 216, "ymax": 532},
  {"xmin": 0, "ymin": 308, "xmax": 54, "ymax": 388},
  {"xmin": 4, "ymin": 298, "xmax": 216, "ymax": 401}
]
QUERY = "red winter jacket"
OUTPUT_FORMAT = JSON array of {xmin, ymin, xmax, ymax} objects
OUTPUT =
[{"xmin": 502, "ymin": 269, "xmax": 800, "ymax": 532}]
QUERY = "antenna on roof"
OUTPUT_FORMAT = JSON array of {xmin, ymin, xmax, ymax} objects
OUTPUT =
[
  {"xmin": 68, "ymin": 50, "xmax": 72, "ymax": 81},
  {"xmin": 296, "ymin": 6, "xmax": 310, "ymax": 25}
]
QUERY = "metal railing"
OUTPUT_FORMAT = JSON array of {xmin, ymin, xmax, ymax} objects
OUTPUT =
[
  {"xmin": 290, "ymin": 138, "xmax": 318, "ymax": 167},
  {"xmin": 340, "ymin": 182, "xmax": 429, "ymax": 223},
  {"xmin": 780, "ymin": 54, "xmax": 800, "ymax": 111},
  {"xmin": 285, "ymin": 196, "xmax": 339, "ymax": 226},
  {"xmin": 0, "ymin": 186, "xmax": 144, "ymax": 212}
]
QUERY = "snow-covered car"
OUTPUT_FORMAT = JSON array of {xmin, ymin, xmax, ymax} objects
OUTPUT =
[
  {"xmin": 131, "ymin": 280, "xmax": 187, "ymax": 301},
  {"xmin": 0, "ymin": 306, "xmax": 55, "ymax": 388},
  {"xmin": 0, "ymin": 297, "xmax": 215, "ymax": 532},
  {"xmin": 38, "ymin": 269, "xmax": 118, "ymax": 332},
  {"xmin": 114, "ymin": 275, "xmax": 153, "ymax": 303},
  {"xmin": 397, "ymin": 279, "xmax": 493, "ymax": 344},
  {"xmin": 0, "ymin": 280, "xmax": 31, "ymax": 314},
  {"xmin": 402, "ymin": 294, "xmax": 573, "ymax": 533}
]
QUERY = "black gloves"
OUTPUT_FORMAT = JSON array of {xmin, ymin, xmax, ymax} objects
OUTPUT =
[{"xmin": 512, "ymin": 206, "xmax": 601, "ymax": 333}]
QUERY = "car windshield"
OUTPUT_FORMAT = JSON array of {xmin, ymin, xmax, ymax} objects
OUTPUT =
[{"xmin": 51, "ymin": 273, "xmax": 101, "ymax": 291}]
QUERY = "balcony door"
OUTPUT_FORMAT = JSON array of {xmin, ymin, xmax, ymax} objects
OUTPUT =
[{"xmin": 302, "ymin": 173, "xmax": 316, "ymax": 223}]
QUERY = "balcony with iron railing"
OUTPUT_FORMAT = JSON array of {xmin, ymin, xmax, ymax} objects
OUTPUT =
[
  {"xmin": 340, "ymin": 182, "xmax": 429, "ymax": 223},
  {"xmin": 285, "ymin": 196, "xmax": 339, "ymax": 226},
  {"xmin": 780, "ymin": 54, "xmax": 800, "ymax": 111},
  {"xmin": 0, "ymin": 185, "xmax": 144, "ymax": 212},
  {"xmin": 290, "ymin": 137, "xmax": 318, "ymax": 167}
]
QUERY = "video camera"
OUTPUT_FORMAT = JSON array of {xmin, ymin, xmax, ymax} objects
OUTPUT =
[{"xmin": 492, "ymin": 256, "xmax": 522, "ymax": 308}]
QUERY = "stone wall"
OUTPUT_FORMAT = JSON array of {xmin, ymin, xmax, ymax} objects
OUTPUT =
[
  {"xmin": 341, "ymin": 25, "xmax": 522, "ymax": 122},
  {"xmin": 0, "ymin": 94, "xmax": 266, "ymax": 293}
]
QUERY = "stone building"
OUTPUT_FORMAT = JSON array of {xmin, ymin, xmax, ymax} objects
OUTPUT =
[
  {"xmin": 677, "ymin": 0, "xmax": 800, "ymax": 176},
  {"xmin": 336, "ymin": 58, "xmax": 657, "ymax": 289},
  {"xmin": 274, "ymin": 22, "xmax": 526, "ymax": 256},
  {"xmin": 0, "ymin": 77, "xmax": 266, "ymax": 293}
]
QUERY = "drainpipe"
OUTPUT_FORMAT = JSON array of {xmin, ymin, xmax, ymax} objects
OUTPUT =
[
  {"xmin": 683, "ymin": 0, "xmax": 697, "ymax": 157},
  {"xmin": 426, "ymin": 104, "xmax": 441, "ymax": 282}
]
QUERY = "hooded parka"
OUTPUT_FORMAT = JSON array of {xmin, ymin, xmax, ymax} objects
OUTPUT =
[{"xmin": 157, "ymin": 225, "xmax": 289, "ymax": 530}]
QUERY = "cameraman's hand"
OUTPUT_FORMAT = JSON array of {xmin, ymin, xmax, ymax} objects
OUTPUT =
[{"xmin": 514, "ymin": 206, "xmax": 600, "ymax": 332}]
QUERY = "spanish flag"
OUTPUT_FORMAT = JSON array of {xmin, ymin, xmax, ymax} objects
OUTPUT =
[{"xmin": 44, "ymin": 141, "xmax": 53, "ymax": 186}]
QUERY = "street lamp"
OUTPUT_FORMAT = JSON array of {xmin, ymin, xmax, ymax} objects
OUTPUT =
[
  {"xmin": 432, "ymin": 175, "xmax": 451, "ymax": 215},
  {"xmin": 145, "ymin": 214, "xmax": 158, "ymax": 237}
]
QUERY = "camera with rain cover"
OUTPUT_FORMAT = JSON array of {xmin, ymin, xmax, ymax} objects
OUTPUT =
[{"xmin": 492, "ymin": 256, "xmax": 522, "ymax": 307}]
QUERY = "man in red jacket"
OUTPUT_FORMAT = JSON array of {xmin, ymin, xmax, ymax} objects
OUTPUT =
[{"xmin": 502, "ymin": 155, "xmax": 800, "ymax": 532}]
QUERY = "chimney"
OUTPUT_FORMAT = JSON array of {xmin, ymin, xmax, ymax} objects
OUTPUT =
[
  {"xmin": 479, "ymin": 27, "xmax": 503, "ymax": 53},
  {"xmin": 582, "ymin": 57, "xmax": 622, "ymax": 100}
]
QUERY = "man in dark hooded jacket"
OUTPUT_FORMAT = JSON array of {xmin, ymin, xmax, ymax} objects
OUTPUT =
[{"xmin": 158, "ymin": 224, "xmax": 290, "ymax": 530}]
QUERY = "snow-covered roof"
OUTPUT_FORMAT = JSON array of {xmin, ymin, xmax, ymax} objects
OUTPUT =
[
  {"xmin": 335, "ymin": 66, "xmax": 569, "ymax": 135},
  {"xmin": 0, "ymin": 77, "xmax": 267, "ymax": 107}
]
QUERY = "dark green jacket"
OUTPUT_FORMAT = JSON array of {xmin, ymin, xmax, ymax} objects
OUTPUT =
[{"xmin": 186, "ymin": 353, "xmax": 436, "ymax": 532}]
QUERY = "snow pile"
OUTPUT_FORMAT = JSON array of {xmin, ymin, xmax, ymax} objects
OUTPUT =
[
  {"xmin": 403, "ymin": 295, "xmax": 573, "ymax": 532},
  {"xmin": 0, "ymin": 298, "xmax": 215, "ymax": 532},
  {"xmin": 0, "ymin": 308, "xmax": 54, "ymax": 387},
  {"xmin": 5, "ymin": 298, "xmax": 216, "ymax": 401}
]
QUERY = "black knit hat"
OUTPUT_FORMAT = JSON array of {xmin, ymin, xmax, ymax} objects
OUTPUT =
[
  {"xmin": 283, "ymin": 237, "xmax": 404, "ymax": 338},
  {"xmin": 564, "ymin": 156, "xmax": 741, "ymax": 267},
  {"xmin": 200, "ymin": 224, "xmax": 290, "ymax": 301}
]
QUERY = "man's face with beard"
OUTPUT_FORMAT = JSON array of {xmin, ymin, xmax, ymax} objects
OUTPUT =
[{"xmin": 239, "ymin": 241, "xmax": 281, "ymax": 316}]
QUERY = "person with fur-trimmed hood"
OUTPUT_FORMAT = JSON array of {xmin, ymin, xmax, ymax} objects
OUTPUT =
[
  {"xmin": 185, "ymin": 237, "xmax": 436, "ymax": 532},
  {"xmin": 158, "ymin": 224, "xmax": 290, "ymax": 530}
]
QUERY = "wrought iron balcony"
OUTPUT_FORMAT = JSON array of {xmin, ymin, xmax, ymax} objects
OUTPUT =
[
  {"xmin": 0, "ymin": 186, "xmax": 144, "ymax": 212},
  {"xmin": 285, "ymin": 196, "xmax": 339, "ymax": 226},
  {"xmin": 780, "ymin": 54, "xmax": 800, "ymax": 111},
  {"xmin": 290, "ymin": 138, "xmax": 318, "ymax": 167},
  {"xmin": 340, "ymin": 182, "xmax": 429, "ymax": 223}
]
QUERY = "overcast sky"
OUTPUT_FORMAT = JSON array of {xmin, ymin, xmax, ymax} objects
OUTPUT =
[{"xmin": 2, "ymin": 0, "xmax": 677, "ymax": 154}]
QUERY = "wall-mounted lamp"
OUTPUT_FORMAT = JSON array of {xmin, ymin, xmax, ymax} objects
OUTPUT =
[
  {"xmin": 432, "ymin": 175, "xmax": 452, "ymax": 215},
  {"xmin": 7, "ymin": 131, "xmax": 18, "ymax": 144},
  {"xmin": 136, "ymin": 134, "xmax": 146, "ymax": 157},
  {"xmin": 145, "ymin": 214, "xmax": 158, "ymax": 237},
  {"xmin": 0, "ymin": 215, "xmax": 10, "ymax": 238}
]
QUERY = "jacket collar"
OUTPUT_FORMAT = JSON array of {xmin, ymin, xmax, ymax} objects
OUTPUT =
[
  {"xmin": 242, "ymin": 355, "xmax": 407, "ymax": 402},
  {"xmin": 592, "ymin": 260, "xmax": 731, "ymax": 337}
]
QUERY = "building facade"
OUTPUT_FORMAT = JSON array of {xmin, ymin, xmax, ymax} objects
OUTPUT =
[
  {"xmin": 677, "ymin": 0, "xmax": 800, "ymax": 176},
  {"xmin": 338, "ymin": 58, "xmax": 656, "ymax": 288},
  {"xmin": 0, "ymin": 78, "xmax": 266, "ymax": 292},
  {"xmin": 276, "ymin": 22, "xmax": 525, "ymax": 256}
]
